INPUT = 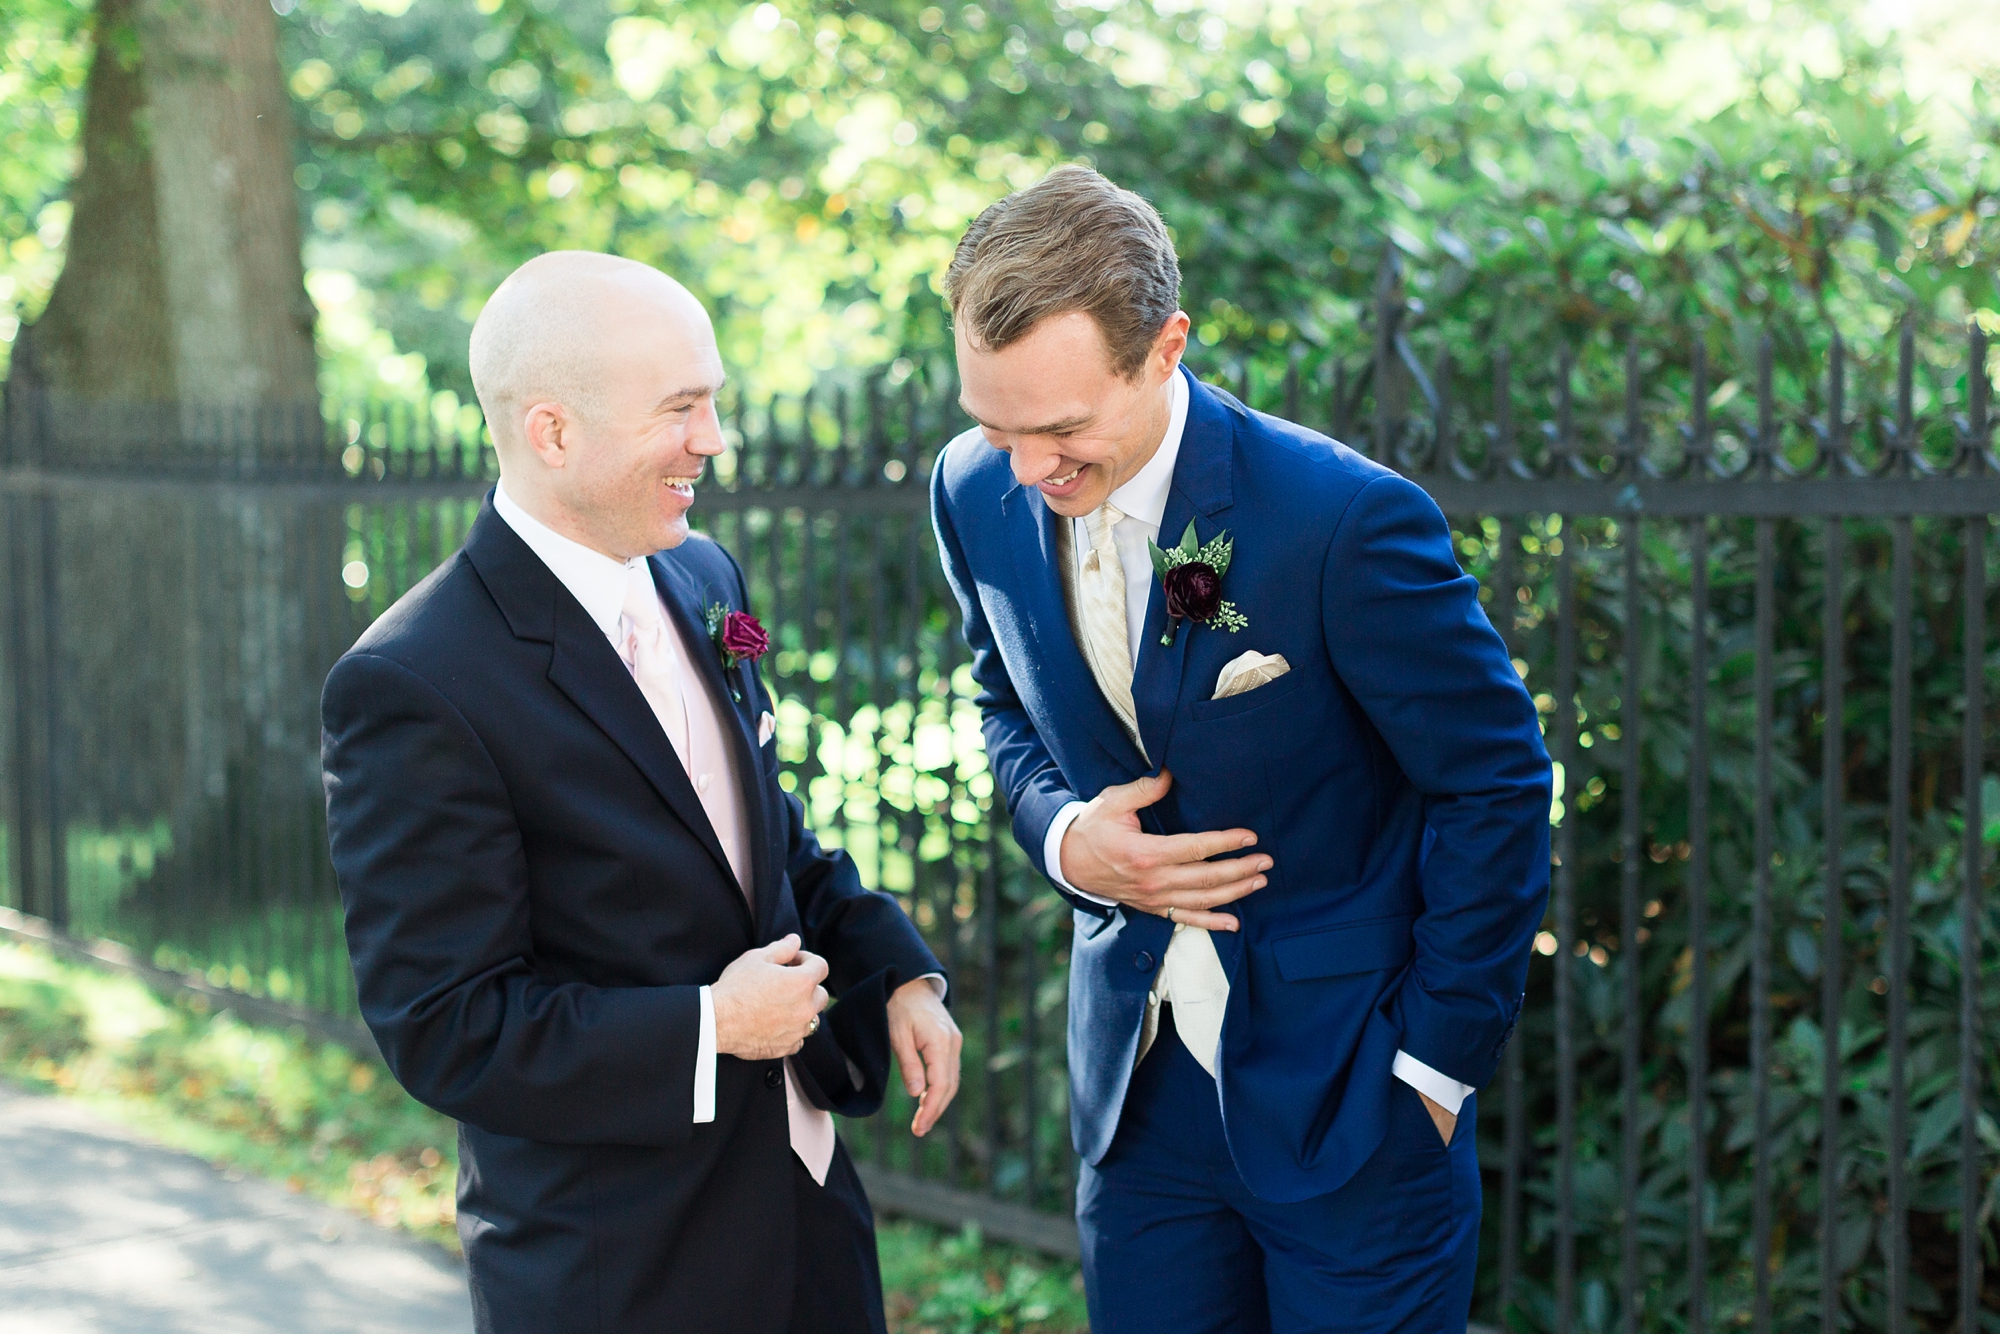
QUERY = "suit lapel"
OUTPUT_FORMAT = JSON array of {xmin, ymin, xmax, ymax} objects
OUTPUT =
[
  {"xmin": 1004, "ymin": 481, "xmax": 1151, "ymax": 778},
  {"xmin": 650, "ymin": 551, "xmax": 781, "ymax": 933},
  {"xmin": 1131, "ymin": 370, "xmax": 1238, "ymax": 767},
  {"xmin": 544, "ymin": 595, "xmax": 747, "ymax": 921},
  {"xmin": 463, "ymin": 499, "xmax": 752, "ymax": 931}
]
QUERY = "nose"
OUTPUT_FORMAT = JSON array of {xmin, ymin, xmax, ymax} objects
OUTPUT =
[
  {"xmin": 686, "ymin": 398, "xmax": 726, "ymax": 457},
  {"xmin": 1005, "ymin": 438, "xmax": 1065, "ymax": 488}
]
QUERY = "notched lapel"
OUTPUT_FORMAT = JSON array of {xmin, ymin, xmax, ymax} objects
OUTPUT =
[
  {"xmin": 1003, "ymin": 484, "xmax": 1150, "ymax": 777},
  {"xmin": 1129, "ymin": 542, "xmax": 1190, "ymax": 771},
  {"xmin": 1131, "ymin": 371, "xmax": 1238, "ymax": 769}
]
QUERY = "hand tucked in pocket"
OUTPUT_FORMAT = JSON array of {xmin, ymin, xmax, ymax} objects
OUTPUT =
[{"xmin": 1212, "ymin": 651, "xmax": 1290, "ymax": 701}]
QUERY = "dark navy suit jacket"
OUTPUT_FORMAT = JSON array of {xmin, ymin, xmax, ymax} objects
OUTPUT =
[
  {"xmin": 932, "ymin": 368, "xmax": 1551, "ymax": 1204},
  {"xmin": 321, "ymin": 501, "xmax": 939, "ymax": 1332}
]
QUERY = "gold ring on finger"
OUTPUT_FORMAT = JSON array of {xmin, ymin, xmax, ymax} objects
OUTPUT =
[
  {"xmin": 808, "ymin": 1015, "xmax": 820, "ymax": 1036},
  {"xmin": 1165, "ymin": 906, "xmax": 1176, "ymax": 924}
]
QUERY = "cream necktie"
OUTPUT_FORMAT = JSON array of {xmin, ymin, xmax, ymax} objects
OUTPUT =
[
  {"xmin": 1069, "ymin": 506, "xmax": 1231, "ymax": 1078},
  {"xmin": 619, "ymin": 563, "xmax": 837, "ymax": 1184},
  {"xmin": 1079, "ymin": 505, "xmax": 1143, "ymax": 746}
]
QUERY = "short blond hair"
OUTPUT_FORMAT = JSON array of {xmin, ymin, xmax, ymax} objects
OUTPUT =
[{"xmin": 945, "ymin": 165, "xmax": 1181, "ymax": 378}]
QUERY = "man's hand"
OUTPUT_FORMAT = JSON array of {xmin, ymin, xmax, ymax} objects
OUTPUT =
[
  {"xmin": 1418, "ymin": 1089, "xmax": 1456, "ymax": 1146},
  {"xmin": 1058, "ymin": 770, "xmax": 1270, "ymax": 931},
  {"xmin": 887, "ymin": 978, "xmax": 962, "ymax": 1138},
  {"xmin": 712, "ymin": 934, "xmax": 830, "ymax": 1060}
]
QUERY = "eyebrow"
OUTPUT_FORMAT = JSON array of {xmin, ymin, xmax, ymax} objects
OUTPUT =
[
  {"xmin": 651, "ymin": 377, "xmax": 726, "ymax": 413},
  {"xmin": 958, "ymin": 401, "xmax": 1095, "ymax": 436}
]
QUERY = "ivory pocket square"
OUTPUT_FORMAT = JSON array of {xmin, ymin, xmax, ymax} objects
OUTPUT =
[
  {"xmin": 1212, "ymin": 651, "xmax": 1290, "ymax": 701},
  {"xmin": 758, "ymin": 711, "xmax": 777, "ymax": 745}
]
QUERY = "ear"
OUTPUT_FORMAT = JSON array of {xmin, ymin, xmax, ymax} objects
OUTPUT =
[
  {"xmin": 1151, "ymin": 311, "xmax": 1191, "ymax": 384},
  {"xmin": 522, "ymin": 401, "xmax": 570, "ymax": 469}
]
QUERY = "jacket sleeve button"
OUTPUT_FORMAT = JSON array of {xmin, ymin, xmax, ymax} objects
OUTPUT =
[
  {"xmin": 1134, "ymin": 951, "xmax": 1156, "ymax": 971},
  {"xmin": 764, "ymin": 1067, "xmax": 784, "ymax": 1089}
]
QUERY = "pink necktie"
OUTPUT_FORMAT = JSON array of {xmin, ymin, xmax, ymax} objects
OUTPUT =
[{"xmin": 618, "ymin": 564, "xmax": 837, "ymax": 1185}]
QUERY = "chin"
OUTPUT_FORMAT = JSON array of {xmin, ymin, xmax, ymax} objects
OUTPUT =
[{"xmin": 1047, "ymin": 486, "xmax": 1109, "ymax": 519}]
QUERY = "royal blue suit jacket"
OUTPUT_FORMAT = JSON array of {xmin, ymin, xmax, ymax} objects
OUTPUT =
[{"xmin": 932, "ymin": 368, "xmax": 1551, "ymax": 1204}]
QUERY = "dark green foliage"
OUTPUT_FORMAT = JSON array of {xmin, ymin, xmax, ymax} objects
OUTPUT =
[
  {"xmin": 878, "ymin": 1222, "xmax": 1088, "ymax": 1333},
  {"xmin": 273, "ymin": 0, "xmax": 1999, "ymax": 414},
  {"xmin": 1422, "ymin": 507, "xmax": 2000, "ymax": 1331}
]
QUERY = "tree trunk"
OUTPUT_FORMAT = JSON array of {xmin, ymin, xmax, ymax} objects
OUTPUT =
[
  {"xmin": 16, "ymin": 0, "xmax": 316, "ymax": 411},
  {"xmin": 2, "ymin": 0, "xmax": 328, "ymax": 984}
]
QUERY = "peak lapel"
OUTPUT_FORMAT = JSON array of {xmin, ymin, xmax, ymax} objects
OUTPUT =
[
  {"xmin": 1004, "ymin": 482, "xmax": 1150, "ymax": 778},
  {"xmin": 1132, "ymin": 371, "xmax": 1238, "ymax": 766},
  {"xmin": 543, "ymin": 588, "xmax": 748, "ymax": 926},
  {"xmin": 650, "ymin": 552, "xmax": 782, "ymax": 932},
  {"xmin": 463, "ymin": 494, "xmax": 557, "ymax": 644}
]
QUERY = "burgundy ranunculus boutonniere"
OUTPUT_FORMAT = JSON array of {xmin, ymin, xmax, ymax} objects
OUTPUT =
[
  {"xmin": 1148, "ymin": 521, "xmax": 1249, "ymax": 647},
  {"xmin": 1162, "ymin": 562, "xmax": 1223, "ymax": 623},
  {"xmin": 703, "ymin": 602, "xmax": 770, "ymax": 701},
  {"xmin": 719, "ymin": 610, "xmax": 769, "ymax": 663}
]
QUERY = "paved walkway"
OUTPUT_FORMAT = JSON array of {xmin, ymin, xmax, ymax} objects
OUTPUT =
[{"xmin": 0, "ymin": 1081, "xmax": 473, "ymax": 1334}]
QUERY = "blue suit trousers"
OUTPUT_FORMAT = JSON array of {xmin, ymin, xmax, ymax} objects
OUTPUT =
[{"xmin": 1077, "ymin": 1008, "xmax": 1481, "ymax": 1334}]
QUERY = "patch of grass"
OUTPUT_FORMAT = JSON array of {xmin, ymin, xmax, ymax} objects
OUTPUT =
[
  {"xmin": 0, "ymin": 939, "xmax": 1089, "ymax": 1331},
  {"xmin": 878, "ymin": 1220, "xmax": 1089, "ymax": 1334}
]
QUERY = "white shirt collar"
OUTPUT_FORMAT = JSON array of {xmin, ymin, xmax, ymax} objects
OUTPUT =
[
  {"xmin": 493, "ymin": 481, "xmax": 645, "ymax": 644},
  {"xmin": 1101, "ymin": 367, "xmax": 1187, "ymax": 533}
]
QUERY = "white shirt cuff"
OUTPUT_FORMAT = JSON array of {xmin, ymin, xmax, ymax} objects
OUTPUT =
[
  {"xmin": 1392, "ymin": 1049, "xmax": 1473, "ymax": 1115},
  {"xmin": 1043, "ymin": 800, "xmax": 1116, "ymax": 905},
  {"xmin": 918, "ymin": 972, "xmax": 948, "ymax": 1001},
  {"xmin": 695, "ymin": 984, "xmax": 717, "ymax": 1124}
]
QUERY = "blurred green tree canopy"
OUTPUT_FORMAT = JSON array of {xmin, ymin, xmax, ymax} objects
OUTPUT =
[{"xmin": 1, "ymin": 0, "xmax": 1995, "ymax": 410}]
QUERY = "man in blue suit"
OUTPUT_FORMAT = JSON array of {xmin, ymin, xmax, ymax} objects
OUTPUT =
[{"xmin": 931, "ymin": 167, "xmax": 1551, "ymax": 1332}]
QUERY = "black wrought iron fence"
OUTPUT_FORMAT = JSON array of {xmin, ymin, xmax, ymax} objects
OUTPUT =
[{"xmin": 0, "ymin": 289, "xmax": 1995, "ymax": 1333}]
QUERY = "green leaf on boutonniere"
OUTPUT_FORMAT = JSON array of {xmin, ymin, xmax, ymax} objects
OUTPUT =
[
  {"xmin": 1197, "ymin": 533, "xmax": 1233, "ymax": 577},
  {"xmin": 1147, "ymin": 538, "xmax": 1171, "ymax": 579},
  {"xmin": 1176, "ymin": 520, "xmax": 1200, "ymax": 558}
]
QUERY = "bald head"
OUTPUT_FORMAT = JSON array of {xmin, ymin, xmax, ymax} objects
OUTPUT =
[
  {"xmin": 469, "ymin": 251, "xmax": 728, "ymax": 560},
  {"xmin": 470, "ymin": 251, "xmax": 712, "ymax": 455}
]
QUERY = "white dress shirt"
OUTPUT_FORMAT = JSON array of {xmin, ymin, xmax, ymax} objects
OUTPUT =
[{"xmin": 1035, "ymin": 372, "xmax": 1476, "ymax": 1115}]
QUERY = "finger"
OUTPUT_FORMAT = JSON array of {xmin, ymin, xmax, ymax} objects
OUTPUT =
[
  {"xmin": 1102, "ymin": 769, "xmax": 1172, "ymax": 814},
  {"xmin": 1145, "ymin": 883, "xmax": 1264, "ymax": 920},
  {"xmin": 1129, "ymin": 873, "xmax": 1266, "ymax": 918},
  {"xmin": 792, "ymin": 949, "xmax": 830, "ymax": 983},
  {"xmin": 812, "ymin": 985, "xmax": 830, "ymax": 1014},
  {"xmin": 913, "ymin": 1030, "xmax": 957, "ymax": 1136},
  {"xmin": 1146, "ymin": 827, "xmax": 1261, "ymax": 865},
  {"xmin": 761, "ymin": 933, "xmax": 801, "ymax": 963},
  {"xmin": 890, "ymin": 1025, "xmax": 926, "ymax": 1100},
  {"xmin": 1137, "ymin": 859, "xmax": 1270, "ymax": 900},
  {"xmin": 1163, "ymin": 909, "xmax": 1242, "ymax": 932}
]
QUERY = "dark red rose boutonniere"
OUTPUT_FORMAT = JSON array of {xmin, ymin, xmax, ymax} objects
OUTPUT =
[
  {"xmin": 703, "ymin": 602, "xmax": 770, "ymax": 701},
  {"xmin": 1147, "ymin": 520, "xmax": 1248, "ymax": 647}
]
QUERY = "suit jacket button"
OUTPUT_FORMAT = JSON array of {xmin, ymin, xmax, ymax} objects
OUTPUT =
[
  {"xmin": 1134, "ymin": 951, "xmax": 1156, "ymax": 971},
  {"xmin": 764, "ymin": 1067, "xmax": 783, "ymax": 1089}
]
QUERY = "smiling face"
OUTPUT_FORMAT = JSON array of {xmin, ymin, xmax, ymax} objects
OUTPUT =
[
  {"xmin": 473, "ymin": 252, "xmax": 727, "ymax": 560},
  {"xmin": 955, "ymin": 309, "xmax": 1189, "ymax": 518},
  {"xmin": 534, "ymin": 285, "xmax": 726, "ymax": 559}
]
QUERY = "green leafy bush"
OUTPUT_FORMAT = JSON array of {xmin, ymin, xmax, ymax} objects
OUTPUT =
[{"xmin": 879, "ymin": 1222, "xmax": 1087, "ymax": 1333}]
